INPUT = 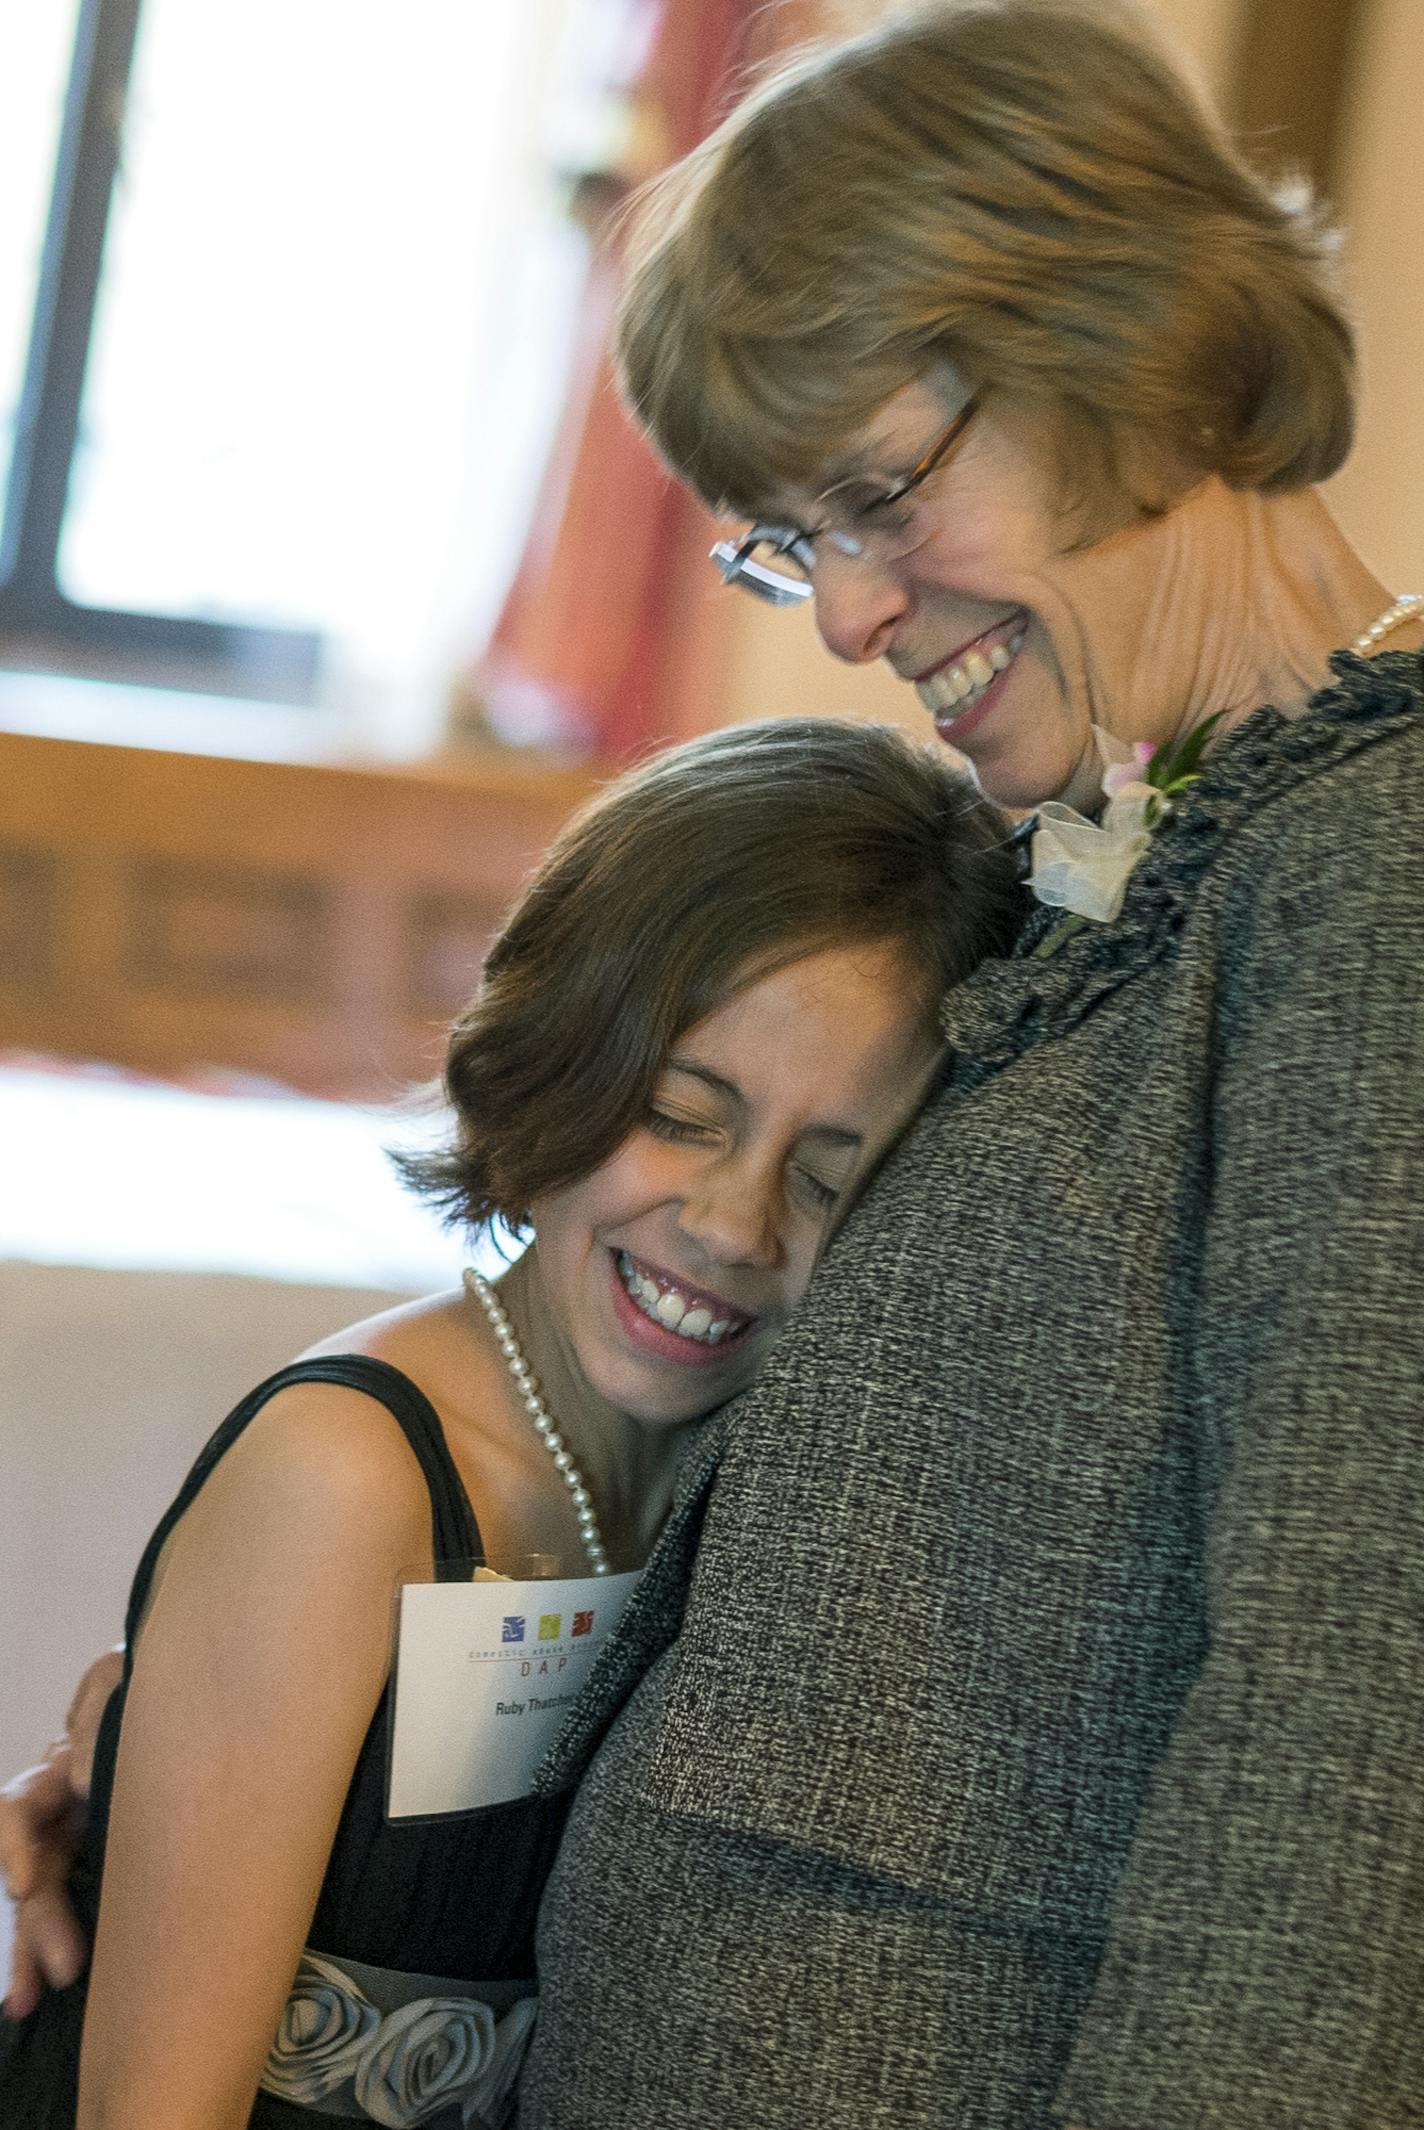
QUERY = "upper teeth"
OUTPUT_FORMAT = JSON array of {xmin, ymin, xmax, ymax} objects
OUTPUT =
[
  {"xmin": 917, "ymin": 631, "xmax": 1023, "ymax": 717},
  {"xmin": 618, "ymin": 1252, "xmax": 742, "ymax": 1345}
]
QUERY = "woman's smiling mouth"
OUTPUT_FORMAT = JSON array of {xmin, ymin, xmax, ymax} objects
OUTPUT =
[
  {"xmin": 914, "ymin": 613, "xmax": 1028, "ymax": 741},
  {"xmin": 611, "ymin": 1249, "xmax": 758, "ymax": 1360}
]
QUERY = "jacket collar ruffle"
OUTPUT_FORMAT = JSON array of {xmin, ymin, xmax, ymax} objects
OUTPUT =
[{"xmin": 940, "ymin": 649, "xmax": 1424, "ymax": 1071}]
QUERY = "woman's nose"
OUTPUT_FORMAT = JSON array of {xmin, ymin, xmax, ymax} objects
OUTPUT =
[{"xmin": 811, "ymin": 548, "xmax": 908, "ymax": 665}]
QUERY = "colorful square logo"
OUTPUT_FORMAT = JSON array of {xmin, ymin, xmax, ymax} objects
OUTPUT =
[
  {"xmin": 501, "ymin": 1616, "xmax": 525, "ymax": 1643},
  {"xmin": 572, "ymin": 1610, "xmax": 594, "ymax": 1637},
  {"xmin": 538, "ymin": 1613, "xmax": 562, "ymax": 1642}
]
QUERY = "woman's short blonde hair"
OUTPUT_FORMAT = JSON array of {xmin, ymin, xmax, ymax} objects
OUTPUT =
[{"xmin": 617, "ymin": 0, "xmax": 1355, "ymax": 526}]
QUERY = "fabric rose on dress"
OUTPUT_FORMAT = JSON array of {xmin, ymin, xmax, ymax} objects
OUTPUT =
[
  {"xmin": 262, "ymin": 1952, "xmax": 380, "ymax": 2107},
  {"xmin": 1029, "ymin": 787, "xmax": 1157, "ymax": 923},
  {"xmin": 353, "ymin": 1994, "xmax": 497, "ymax": 2127},
  {"xmin": 465, "ymin": 1995, "xmax": 539, "ymax": 2129}
]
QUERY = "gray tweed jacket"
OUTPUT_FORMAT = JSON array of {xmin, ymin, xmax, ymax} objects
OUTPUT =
[{"xmin": 522, "ymin": 653, "xmax": 1424, "ymax": 2130}]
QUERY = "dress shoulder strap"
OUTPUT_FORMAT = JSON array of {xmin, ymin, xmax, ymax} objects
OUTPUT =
[{"xmin": 122, "ymin": 1356, "xmax": 483, "ymax": 1658}]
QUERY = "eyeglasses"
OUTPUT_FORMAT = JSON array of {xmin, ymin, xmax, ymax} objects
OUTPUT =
[{"xmin": 710, "ymin": 395, "xmax": 981, "ymax": 607}]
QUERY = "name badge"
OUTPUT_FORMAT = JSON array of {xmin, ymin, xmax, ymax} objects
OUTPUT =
[{"xmin": 386, "ymin": 1569, "xmax": 640, "ymax": 1819}]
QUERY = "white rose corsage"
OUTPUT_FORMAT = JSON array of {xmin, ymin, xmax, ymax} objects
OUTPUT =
[{"xmin": 1028, "ymin": 712, "xmax": 1225, "ymax": 957}]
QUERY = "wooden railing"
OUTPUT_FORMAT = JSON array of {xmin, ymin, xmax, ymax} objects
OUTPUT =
[{"xmin": 0, "ymin": 729, "xmax": 597, "ymax": 1099}]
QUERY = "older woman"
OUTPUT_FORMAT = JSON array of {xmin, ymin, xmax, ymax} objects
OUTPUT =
[{"xmin": 512, "ymin": 4, "xmax": 1424, "ymax": 2127}]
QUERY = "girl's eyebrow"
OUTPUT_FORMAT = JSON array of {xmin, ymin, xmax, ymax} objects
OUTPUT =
[
  {"xmin": 663, "ymin": 1059, "xmax": 864, "ymax": 1148},
  {"xmin": 664, "ymin": 1058, "xmax": 741, "ymax": 1102}
]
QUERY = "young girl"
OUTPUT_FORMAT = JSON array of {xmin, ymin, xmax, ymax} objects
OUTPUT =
[{"xmin": 0, "ymin": 717, "xmax": 1022, "ymax": 2129}]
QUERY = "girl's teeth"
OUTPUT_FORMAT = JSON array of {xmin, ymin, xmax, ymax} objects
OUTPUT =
[
  {"xmin": 964, "ymin": 649, "xmax": 994, "ymax": 687},
  {"xmin": 989, "ymin": 643, "xmax": 1012, "ymax": 672},
  {"xmin": 616, "ymin": 1252, "xmax": 744, "ymax": 1346}
]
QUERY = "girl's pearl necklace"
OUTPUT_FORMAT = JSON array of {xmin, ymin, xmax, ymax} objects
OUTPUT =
[
  {"xmin": 1351, "ymin": 592, "xmax": 1424, "ymax": 655},
  {"xmin": 462, "ymin": 1268, "xmax": 611, "ymax": 1576}
]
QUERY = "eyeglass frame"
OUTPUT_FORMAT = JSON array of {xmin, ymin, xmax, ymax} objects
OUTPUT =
[{"xmin": 710, "ymin": 393, "xmax": 983, "ymax": 606}]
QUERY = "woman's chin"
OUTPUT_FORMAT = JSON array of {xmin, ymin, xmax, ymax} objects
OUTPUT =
[
  {"xmin": 968, "ymin": 728, "xmax": 1097, "ymax": 815},
  {"xmin": 974, "ymin": 760, "xmax": 1070, "ymax": 814}
]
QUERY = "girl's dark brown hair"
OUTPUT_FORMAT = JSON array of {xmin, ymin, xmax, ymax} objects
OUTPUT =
[{"xmin": 399, "ymin": 717, "xmax": 1023, "ymax": 1231}]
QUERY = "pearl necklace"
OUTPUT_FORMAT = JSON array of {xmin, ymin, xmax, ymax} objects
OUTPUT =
[
  {"xmin": 1351, "ymin": 592, "xmax": 1424, "ymax": 656},
  {"xmin": 462, "ymin": 1268, "xmax": 610, "ymax": 1576}
]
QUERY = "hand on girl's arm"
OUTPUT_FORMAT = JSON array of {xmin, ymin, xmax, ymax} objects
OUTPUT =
[
  {"xmin": 1, "ymin": 1646, "xmax": 123, "ymax": 2016},
  {"xmin": 75, "ymin": 1386, "xmax": 429, "ymax": 2130},
  {"xmin": 2, "ymin": 1745, "xmax": 89, "ymax": 2016}
]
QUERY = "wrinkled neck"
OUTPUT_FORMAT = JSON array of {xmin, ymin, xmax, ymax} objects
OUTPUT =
[{"xmin": 1046, "ymin": 480, "xmax": 1393, "ymax": 803}]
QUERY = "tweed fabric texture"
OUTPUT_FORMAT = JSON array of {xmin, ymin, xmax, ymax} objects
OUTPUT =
[{"xmin": 524, "ymin": 653, "xmax": 1424, "ymax": 2130}]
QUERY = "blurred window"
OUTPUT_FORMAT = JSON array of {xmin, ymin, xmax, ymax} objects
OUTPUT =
[
  {"xmin": 0, "ymin": 1, "xmax": 80, "ymax": 535},
  {"xmin": 0, "ymin": 0, "xmax": 594, "ymax": 736}
]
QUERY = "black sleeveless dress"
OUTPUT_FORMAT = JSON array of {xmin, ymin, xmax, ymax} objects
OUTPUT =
[{"xmin": 0, "ymin": 1356, "xmax": 571, "ymax": 2129}]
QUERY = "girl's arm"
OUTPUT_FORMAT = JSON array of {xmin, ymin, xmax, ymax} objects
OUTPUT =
[{"xmin": 76, "ymin": 1384, "xmax": 430, "ymax": 2130}]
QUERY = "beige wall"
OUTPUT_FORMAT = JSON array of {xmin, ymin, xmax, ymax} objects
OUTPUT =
[
  {"xmin": 825, "ymin": 0, "xmax": 1237, "ymax": 64},
  {"xmin": 1151, "ymin": 0, "xmax": 1238, "ymax": 89},
  {"xmin": 1323, "ymin": 0, "xmax": 1424, "ymax": 588},
  {"xmin": 715, "ymin": 0, "xmax": 1424, "ymax": 736}
]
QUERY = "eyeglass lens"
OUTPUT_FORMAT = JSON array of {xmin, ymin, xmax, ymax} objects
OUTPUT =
[{"xmin": 712, "ymin": 395, "xmax": 979, "ymax": 604}]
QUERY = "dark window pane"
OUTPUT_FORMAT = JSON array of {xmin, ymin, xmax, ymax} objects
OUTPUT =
[{"xmin": 0, "ymin": 3, "xmax": 84, "ymax": 551}]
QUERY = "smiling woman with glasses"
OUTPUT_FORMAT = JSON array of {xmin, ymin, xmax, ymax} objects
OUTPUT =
[{"xmin": 516, "ymin": 4, "xmax": 1424, "ymax": 2129}]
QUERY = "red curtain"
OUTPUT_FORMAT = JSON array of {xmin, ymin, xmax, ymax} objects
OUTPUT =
[{"xmin": 457, "ymin": 0, "xmax": 817, "ymax": 764}]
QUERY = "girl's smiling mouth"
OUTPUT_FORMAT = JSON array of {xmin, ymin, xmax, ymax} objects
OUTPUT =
[{"xmin": 609, "ymin": 1248, "xmax": 760, "ymax": 1363}]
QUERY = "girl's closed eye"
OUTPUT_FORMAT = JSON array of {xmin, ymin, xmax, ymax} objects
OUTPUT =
[
  {"xmin": 791, "ymin": 1164, "xmax": 844, "ymax": 1213},
  {"xmin": 645, "ymin": 1107, "xmax": 717, "ymax": 1145},
  {"xmin": 646, "ymin": 1107, "xmax": 843, "ymax": 1211}
]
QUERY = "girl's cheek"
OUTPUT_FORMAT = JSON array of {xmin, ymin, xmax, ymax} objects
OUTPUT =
[{"xmin": 622, "ymin": 1141, "xmax": 700, "ymax": 1199}]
